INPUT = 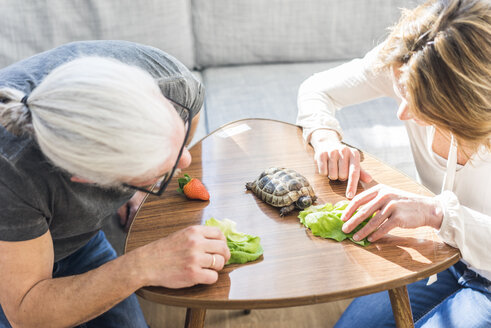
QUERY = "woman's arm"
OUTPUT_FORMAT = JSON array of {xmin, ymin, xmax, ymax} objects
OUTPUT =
[
  {"xmin": 296, "ymin": 44, "xmax": 395, "ymax": 197},
  {"xmin": 296, "ymin": 43, "xmax": 395, "ymax": 144},
  {"xmin": 435, "ymin": 191, "xmax": 491, "ymax": 280}
]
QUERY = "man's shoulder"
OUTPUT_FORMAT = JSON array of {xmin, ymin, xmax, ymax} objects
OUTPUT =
[
  {"xmin": 0, "ymin": 40, "xmax": 192, "ymax": 94},
  {"xmin": 0, "ymin": 126, "xmax": 35, "ymax": 164}
]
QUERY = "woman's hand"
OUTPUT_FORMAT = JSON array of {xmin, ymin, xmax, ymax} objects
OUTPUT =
[
  {"xmin": 311, "ymin": 129, "xmax": 372, "ymax": 199},
  {"xmin": 340, "ymin": 184, "xmax": 444, "ymax": 242},
  {"xmin": 117, "ymin": 191, "xmax": 147, "ymax": 232},
  {"xmin": 135, "ymin": 225, "xmax": 231, "ymax": 289}
]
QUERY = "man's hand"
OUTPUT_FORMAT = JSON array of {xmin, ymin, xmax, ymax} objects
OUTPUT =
[
  {"xmin": 311, "ymin": 129, "xmax": 372, "ymax": 199},
  {"xmin": 136, "ymin": 225, "xmax": 231, "ymax": 289},
  {"xmin": 117, "ymin": 191, "xmax": 147, "ymax": 232},
  {"xmin": 340, "ymin": 184, "xmax": 444, "ymax": 242}
]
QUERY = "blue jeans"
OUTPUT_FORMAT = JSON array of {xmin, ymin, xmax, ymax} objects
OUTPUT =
[
  {"xmin": 0, "ymin": 230, "xmax": 148, "ymax": 327},
  {"xmin": 335, "ymin": 261, "xmax": 491, "ymax": 328}
]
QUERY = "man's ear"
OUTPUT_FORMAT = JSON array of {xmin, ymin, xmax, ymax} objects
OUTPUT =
[{"xmin": 70, "ymin": 176, "xmax": 93, "ymax": 184}]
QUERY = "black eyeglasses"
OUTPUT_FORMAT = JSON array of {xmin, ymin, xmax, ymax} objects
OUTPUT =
[{"xmin": 123, "ymin": 97, "xmax": 192, "ymax": 196}]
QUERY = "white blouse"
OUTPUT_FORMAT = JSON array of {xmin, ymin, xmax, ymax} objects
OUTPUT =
[{"xmin": 297, "ymin": 44, "xmax": 491, "ymax": 281}]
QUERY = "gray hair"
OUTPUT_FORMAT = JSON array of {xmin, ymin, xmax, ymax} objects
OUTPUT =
[{"xmin": 0, "ymin": 57, "xmax": 181, "ymax": 186}]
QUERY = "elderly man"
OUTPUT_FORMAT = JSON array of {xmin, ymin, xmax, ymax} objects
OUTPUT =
[{"xmin": 0, "ymin": 41, "xmax": 230, "ymax": 327}]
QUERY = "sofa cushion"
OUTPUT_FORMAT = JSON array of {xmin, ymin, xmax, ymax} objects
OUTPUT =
[
  {"xmin": 193, "ymin": 0, "xmax": 423, "ymax": 67},
  {"xmin": 202, "ymin": 62, "xmax": 416, "ymax": 178},
  {"xmin": 0, "ymin": 0, "xmax": 195, "ymax": 69}
]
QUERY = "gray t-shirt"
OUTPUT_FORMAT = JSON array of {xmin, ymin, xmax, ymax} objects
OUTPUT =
[{"xmin": 0, "ymin": 40, "xmax": 204, "ymax": 261}]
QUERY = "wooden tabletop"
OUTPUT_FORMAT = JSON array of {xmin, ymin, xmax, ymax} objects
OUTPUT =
[{"xmin": 125, "ymin": 119, "xmax": 460, "ymax": 310}]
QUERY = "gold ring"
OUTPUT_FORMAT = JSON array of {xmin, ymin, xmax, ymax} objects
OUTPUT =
[{"xmin": 210, "ymin": 254, "xmax": 216, "ymax": 268}]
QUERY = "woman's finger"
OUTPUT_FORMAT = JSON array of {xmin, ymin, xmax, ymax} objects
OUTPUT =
[
  {"xmin": 338, "ymin": 148, "xmax": 350, "ymax": 181},
  {"xmin": 316, "ymin": 152, "xmax": 329, "ymax": 176},
  {"xmin": 346, "ymin": 150, "xmax": 361, "ymax": 199},
  {"xmin": 341, "ymin": 186, "xmax": 381, "ymax": 223},
  {"xmin": 360, "ymin": 167, "xmax": 373, "ymax": 183},
  {"xmin": 352, "ymin": 205, "xmax": 392, "ymax": 241},
  {"xmin": 342, "ymin": 191, "xmax": 389, "ymax": 233},
  {"xmin": 328, "ymin": 151, "xmax": 339, "ymax": 180},
  {"xmin": 367, "ymin": 217, "xmax": 398, "ymax": 241}
]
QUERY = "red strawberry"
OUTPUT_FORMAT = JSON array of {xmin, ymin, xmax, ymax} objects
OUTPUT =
[{"xmin": 177, "ymin": 174, "xmax": 210, "ymax": 201}]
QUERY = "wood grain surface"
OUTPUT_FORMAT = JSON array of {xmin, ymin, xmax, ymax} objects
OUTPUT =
[
  {"xmin": 389, "ymin": 286, "xmax": 414, "ymax": 328},
  {"xmin": 125, "ymin": 119, "xmax": 460, "ymax": 310}
]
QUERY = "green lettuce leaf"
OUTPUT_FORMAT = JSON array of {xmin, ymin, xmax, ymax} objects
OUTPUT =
[
  {"xmin": 298, "ymin": 200, "xmax": 372, "ymax": 246},
  {"xmin": 205, "ymin": 218, "xmax": 263, "ymax": 264}
]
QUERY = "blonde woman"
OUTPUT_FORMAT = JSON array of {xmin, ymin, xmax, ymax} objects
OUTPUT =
[
  {"xmin": 0, "ymin": 42, "xmax": 230, "ymax": 327},
  {"xmin": 297, "ymin": 0, "xmax": 490, "ymax": 326}
]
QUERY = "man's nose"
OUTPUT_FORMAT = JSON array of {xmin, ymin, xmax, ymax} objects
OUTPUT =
[{"xmin": 177, "ymin": 147, "xmax": 192, "ymax": 169}]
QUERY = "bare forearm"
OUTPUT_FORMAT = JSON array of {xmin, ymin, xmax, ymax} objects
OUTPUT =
[{"xmin": 12, "ymin": 250, "xmax": 146, "ymax": 328}]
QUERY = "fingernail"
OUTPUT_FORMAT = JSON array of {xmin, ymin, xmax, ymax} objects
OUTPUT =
[
  {"xmin": 347, "ymin": 192, "xmax": 353, "ymax": 198},
  {"xmin": 353, "ymin": 234, "xmax": 360, "ymax": 241},
  {"xmin": 368, "ymin": 237, "xmax": 373, "ymax": 242}
]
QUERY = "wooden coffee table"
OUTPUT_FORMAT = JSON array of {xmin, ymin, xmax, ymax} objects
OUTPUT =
[{"xmin": 125, "ymin": 119, "xmax": 460, "ymax": 328}]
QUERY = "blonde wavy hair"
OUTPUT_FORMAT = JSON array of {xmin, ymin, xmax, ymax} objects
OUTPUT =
[
  {"xmin": 0, "ymin": 57, "xmax": 180, "ymax": 187},
  {"xmin": 378, "ymin": 0, "xmax": 491, "ymax": 154}
]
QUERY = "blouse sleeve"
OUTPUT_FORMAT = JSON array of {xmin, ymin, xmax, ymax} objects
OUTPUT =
[
  {"xmin": 296, "ymin": 43, "xmax": 396, "ymax": 143},
  {"xmin": 435, "ymin": 190, "xmax": 491, "ymax": 281}
]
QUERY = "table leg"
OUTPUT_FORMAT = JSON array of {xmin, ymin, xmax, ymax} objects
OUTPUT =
[
  {"xmin": 185, "ymin": 308, "xmax": 206, "ymax": 328},
  {"xmin": 388, "ymin": 286, "xmax": 414, "ymax": 328}
]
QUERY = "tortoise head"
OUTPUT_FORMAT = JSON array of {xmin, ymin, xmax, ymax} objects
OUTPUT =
[{"xmin": 295, "ymin": 196, "xmax": 312, "ymax": 209}]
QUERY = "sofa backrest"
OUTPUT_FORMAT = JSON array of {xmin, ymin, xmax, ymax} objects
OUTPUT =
[
  {"xmin": 1, "ymin": 0, "xmax": 425, "ymax": 71},
  {"xmin": 0, "ymin": 0, "xmax": 195, "ymax": 69},
  {"xmin": 192, "ymin": 0, "xmax": 422, "ymax": 68}
]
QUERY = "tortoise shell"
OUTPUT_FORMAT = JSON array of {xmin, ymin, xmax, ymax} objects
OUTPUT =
[{"xmin": 245, "ymin": 167, "xmax": 317, "ymax": 215}]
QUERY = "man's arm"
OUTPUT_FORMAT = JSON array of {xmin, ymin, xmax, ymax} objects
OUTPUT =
[{"xmin": 0, "ymin": 225, "xmax": 230, "ymax": 327}]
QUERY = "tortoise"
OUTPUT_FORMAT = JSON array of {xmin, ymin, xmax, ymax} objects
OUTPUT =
[{"xmin": 245, "ymin": 167, "xmax": 317, "ymax": 216}]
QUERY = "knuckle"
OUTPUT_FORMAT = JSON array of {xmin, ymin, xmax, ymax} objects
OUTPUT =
[
  {"xmin": 350, "ymin": 162, "xmax": 360, "ymax": 173},
  {"xmin": 318, "ymin": 151, "xmax": 328, "ymax": 161},
  {"xmin": 351, "ymin": 149, "xmax": 360, "ymax": 160},
  {"xmin": 183, "ymin": 265, "xmax": 199, "ymax": 279},
  {"xmin": 187, "ymin": 252, "xmax": 200, "ymax": 265},
  {"xmin": 341, "ymin": 147, "xmax": 350, "ymax": 157},
  {"xmin": 338, "ymin": 169, "xmax": 348, "ymax": 180},
  {"xmin": 187, "ymin": 225, "xmax": 200, "ymax": 234},
  {"xmin": 391, "ymin": 213, "xmax": 403, "ymax": 225},
  {"xmin": 185, "ymin": 236, "xmax": 199, "ymax": 248},
  {"xmin": 386, "ymin": 200, "xmax": 398, "ymax": 211},
  {"xmin": 378, "ymin": 192, "xmax": 391, "ymax": 203},
  {"xmin": 329, "ymin": 151, "xmax": 340, "ymax": 161}
]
